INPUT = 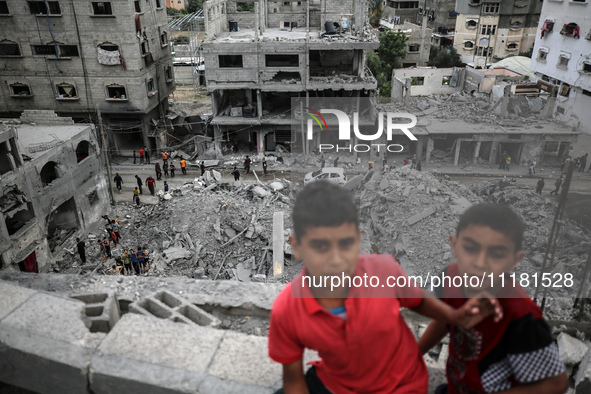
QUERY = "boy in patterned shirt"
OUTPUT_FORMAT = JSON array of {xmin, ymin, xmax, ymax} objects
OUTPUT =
[{"xmin": 418, "ymin": 203, "xmax": 568, "ymax": 393}]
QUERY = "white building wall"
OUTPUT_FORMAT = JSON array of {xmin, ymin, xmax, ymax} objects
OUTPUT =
[{"xmin": 530, "ymin": 1, "xmax": 591, "ymax": 133}]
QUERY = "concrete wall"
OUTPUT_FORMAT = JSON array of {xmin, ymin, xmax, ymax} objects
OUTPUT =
[
  {"xmin": 393, "ymin": 67, "xmax": 464, "ymax": 96},
  {"xmin": 0, "ymin": 0, "xmax": 175, "ymax": 152},
  {"xmin": 0, "ymin": 112, "xmax": 110, "ymax": 272}
]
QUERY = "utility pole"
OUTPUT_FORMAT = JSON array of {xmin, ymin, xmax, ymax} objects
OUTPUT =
[{"xmin": 96, "ymin": 105, "xmax": 115, "ymax": 207}]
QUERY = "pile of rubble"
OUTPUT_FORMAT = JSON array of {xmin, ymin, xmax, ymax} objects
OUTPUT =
[
  {"xmin": 56, "ymin": 172, "xmax": 296, "ymax": 283},
  {"xmin": 350, "ymin": 167, "xmax": 589, "ymax": 308},
  {"xmin": 555, "ymin": 331, "xmax": 591, "ymax": 393}
]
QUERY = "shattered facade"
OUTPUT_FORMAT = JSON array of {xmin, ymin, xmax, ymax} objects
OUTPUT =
[
  {"xmin": 453, "ymin": 0, "xmax": 541, "ymax": 66},
  {"xmin": 0, "ymin": 111, "xmax": 109, "ymax": 273},
  {"xmin": 202, "ymin": 0, "xmax": 378, "ymax": 155},
  {"xmin": 530, "ymin": 0, "xmax": 591, "ymax": 134},
  {"xmin": 0, "ymin": 0, "xmax": 175, "ymax": 155}
]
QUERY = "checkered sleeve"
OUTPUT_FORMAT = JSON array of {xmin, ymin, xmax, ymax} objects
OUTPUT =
[{"xmin": 505, "ymin": 313, "xmax": 565, "ymax": 384}]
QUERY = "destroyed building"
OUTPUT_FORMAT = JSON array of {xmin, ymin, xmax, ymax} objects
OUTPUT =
[
  {"xmin": 202, "ymin": 0, "xmax": 378, "ymax": 155},
  {"xmin": 378, "ymin": 21, "xmax": 432, "ymax": 67},
  {"xmin": 530, "ymin": 0, "xmax": 591, "ymax": 134},
  {"xmin": 0, "ymin": 111, "xmax": 109, "ymax": 273},
  {"xmin": 453, "ymin": 0, "xmax": 541, "ymax": 67},
  {"xmin": 0, "ymin": 0, "xmax": 175, "ymax": 155}
]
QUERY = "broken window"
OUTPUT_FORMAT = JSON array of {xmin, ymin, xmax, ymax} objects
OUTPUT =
[
  {"xmin": 40, "ymin": 161, "xmax": 59, "ymax": 186},
  {"xmin": 0, "ymin": 138, "xmax": 21, "ymax": 174},
  {"xmin": 97, "ymin": 42, "xmax": 121, "ymax": 65},
  {"xmin": 583, "ymin": 62, "xmax": 591, "ymax": 73},
  {"xmin": 32, "ymin": 45, "xmax": 56, "ymax": 56},
  {"xmin": 165, "ymin": 66, "xmax": 174, "ymax": 82},
  {"xmin": 219, "ymin": 55, "xmax": 243, "ymax": 68},
  {"xmin": 560, "ymin": 23, "xmax": 580, "ymax": 38},
  {"xmin": 9, "ymin": 83, "xmax": 32, "ymax": 97},
  {"xmin": 147, "ymin": 78, "xmax": 156, "ymax": 96},
  {"xmin": 32, "ymin": 44, "xmax": 79, "ymax": 57},
  {"xmin": 106, "ymin": 84, "xmax": 127, "ymax": 99},
  {"xmin": 134, "ymin": 0, "xmax": 141, "ymax": 13},
  {"xmin": 0, "ymin": 40, "xmax": 21, "ymax": 56},
  {"xmin": 156, "ymin": 0, "xmax": 162, "ymax": 8},
  {"xmin": 466, "ymin": 19, "xmax": 478, "ymax": 29},
  {"xmin": 47, "ymin": 198, "xmax": 79, "ymax": 252},
  {"xmin": 408, "ymin": 44, "xmax": 420, "ymax": 52},
  {"xmin": 506, "ymin": 42, "xmax": 518, "ymax": 51},
  {"xmin": 60, "ymin": 45, "xmax": 79, "ymax": 57},
  {"xmin": 559, "ymin": 83, "xmax": 570, "ymax": 97},
  {"xmin": 411, "ymin": 77, "xmax": 424, "ymax": 86},
  {"xmin": 265, "ymin": 54, "xmax": 298, "ymax": 67},
  {"xmin": 56, "ymin": 83, "xmax": 77, "ymax": 99},
  {"xmin": 537, "ymin": 48, "xmax": 548, "ymax": 61},
  {"xmin": 5, "ymin": 203, "xmax": 35, "ymax": 236},
  {"xmin": 236, "ymin": 2, "xmax": 254, "ymax": 12},
  {"xmin": 557, "ymin": 54, "xmax": 570, "ymax": 69},
  {"xmin": 0, "ymin": 1, "xmax": 9, "ymax": 14},
  {"xmin": 463, "ymin": 41, "xmax": 474, "ymax": 49},
  {"xmin": 92, "ymin": 2, "xmax": 112, "ymax": 15},
  {"xmin": 76, "ymin": 140, "xmax": 92, "ymax": 163},
  {"xmin": 442, "ymin": 76, "xmax": 451, "ymax": 85},
  {"xmin": 160, "ymin": 31, "xmax": 168, "ymax": 46},
  {"xmin": 28, "ymin": 1, "xmax": 61, "ymax": 15},
  {"xmin": 87, "ymin": 189, "xmax": 99, "ymax": 206}
]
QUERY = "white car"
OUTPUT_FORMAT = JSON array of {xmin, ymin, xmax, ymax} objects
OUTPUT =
[{"xmin": 304, "ymin": 167, "xmax": 347, "ymax": 186}]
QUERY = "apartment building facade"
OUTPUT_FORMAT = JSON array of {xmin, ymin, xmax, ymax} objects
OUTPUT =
[
  {"xmin": 0, "ymin": 0, "xmax": 175, "ymax": 154},
  {"xmin": 202, "ymin": 0, "xmax": 378, "ymax": 155},
  {"xmin": 453, "ymin": 0, "xmax": 541, "ymax": 67},
  {"xmin": 530, "ymin": 0, "xmax": 591, "ymax": 133}
]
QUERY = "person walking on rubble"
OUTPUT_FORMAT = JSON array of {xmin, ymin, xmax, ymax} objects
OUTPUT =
[
  {"xmin": 550, "ymin": 175, "xmax": 563, "ymax": 195},
  {"xmin": 111, "ymin": 219, "xmax": 121, "ymax": 242},
  {"xmin": 146, "ymin": 176, "xmax": 156, "ymax": 196},
  {"xmin": 262, "ymin": 157, "xmax": 268, "ymax": 176},
  {"xmin": 244, "ymin": 155, "xmax": 251, "ymax": 174},
  {"xmin": 170, "ymin": 162, "xmax": 176, "ymax": 178},
  {"xmin": 138, "ymin": 146, "xmax": 145, "ymax": 165},
  {"xmin": 163, "ymin": 162, "xmax": 169, "ymax": 178},
  {"xmin": 180, "ymin": 156, "xmax": 187, "ymax": 175},
  {"xmin": 320, "ymin": 155, "xmax": 325, "ymax": 168},
  {"xmin": 144, "ymin": 146, "xmax": 150, "ymax": 164},
  {"xmin": 76, "ymin": 238, "xmax": 86, "ymax": 266},
  {"xmin": 113, "ymin": 173, "xmax": 123, "ymax": 192},
  {"xmin": 231, "ymin": 166, "xmax": 240, "ymax": 182},
  {"xmin": 200, "ymin": 161, "xmax": 205, "ymax": 176},
  {"xmin": 135, "ymin": 175, "xmax": 143, "ymax": 194},
  {"xmin": 155, "ymin": 162, "xmax": 162, "ymax": 180},
  {"xmin": 536, "ymin": 178, "xmax": 545, "ymax": 194},
  {"xmin": 143, "ymin": 246, "xmax": 151, "ymax": 271},
  {"xmin": 161, "ymin": 150, "xmax": 169, "ymax": 165}
]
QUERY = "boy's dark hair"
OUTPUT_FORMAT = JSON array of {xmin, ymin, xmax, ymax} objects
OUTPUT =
[
  {"xmin": 292, "ymin": 181, "xmax": 359, "ymax": 242},
  {"xmin": 457, "ymin": 203, "xmax": 524, "ymax": 251}
]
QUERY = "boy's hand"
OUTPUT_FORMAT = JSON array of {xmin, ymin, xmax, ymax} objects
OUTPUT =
[{"xmin": 452, "ymin": 292, "xmax": 503, "ymax": 329}]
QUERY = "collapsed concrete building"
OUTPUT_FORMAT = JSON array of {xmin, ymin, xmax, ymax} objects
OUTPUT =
[
  {"xmin": 390, "ymin": 66, "xmax": 578, "ymax": 166},
  {"xmin": 202, "ymin": 0, "xmax": 378, "ymax": 155},
  {"xmin": 0, "ymin": 0, "xmax": 175, "ymax": 155},
  {"xmin": 0, "ymin": 111, "xmax": 109, "ymax": 273}
]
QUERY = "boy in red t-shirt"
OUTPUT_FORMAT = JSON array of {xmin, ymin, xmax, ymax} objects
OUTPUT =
[
  {"xmin": 418, "ymin": 203, "xmax": 568, "ymax": 394},
  {"xmin": 269, "ymin": 182, "xmax": 502, "ymax": 394}
]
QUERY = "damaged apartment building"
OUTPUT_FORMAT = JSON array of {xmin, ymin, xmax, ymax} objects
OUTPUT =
[
  {"xmin": 202, "ymin": 0, "xmax": 378, "ymax": 154},
  {"xmin": 0, "ymin": 0, "xmax": 175, "ymax": 155},
  {"xmin": 391, "ymin": 66, "xmax": 578, "ymax": 167},
  {"xmin": 453, "ymin": 0, "xmax": 541, "ymax": 67},
  {"xmin": 0, "ymin": 111, "xmax": 109, "ymax": 273}
]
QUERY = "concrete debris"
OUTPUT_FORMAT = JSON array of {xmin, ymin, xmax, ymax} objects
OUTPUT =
[
  {"xmin": 575, "ymin": 349, "xmax": 591, "ymax": 394},
  {"xmin": 407, "ymin": 207, "xmax": 437, "ymax": 226},
  {"xmin": 269, "ymin": 182, "xmax": 284, "ymax": 191},
  {"xmin": 558, "ymin": 333, "xmax": 589, "ymax": 366},
  {"xmin": 162, "ymin": 247, "xmax": 192, "ymax": 263},
  {"xmin": 252, "ymin": 186, "xmax": 271, "ymax": 198},
  {"xmin": 343, "ymin": 175, "xmax": 363, "ymax": 191}
]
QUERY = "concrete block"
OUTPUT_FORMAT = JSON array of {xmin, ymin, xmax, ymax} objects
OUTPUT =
[
  {"xmin": 558, "ymin": 332, "xmax": 589, "ymax": 365},
  {"xmin": 209, "ymin": 331, "xmax": 282, "ymax": 388},
  {"xmin": 407, "ymin": 206, "xmax": 436, "ymax": 225},
  {"xmin": 0, "ymin": 280, "xmax": 36, "ymax": 321},
  {"xmin": 70, "ymin": 292, "xmax": 120, "ymax": 333},
  {"xmin": 129, "ymin": 290, "xmax": 221, "ymax": 328},
  {"xmin": 90, "ymin": 313, "xmax": 223, "ymax": 394},
  {"xmin": 0, "ymin": 292, "xmax": 105, "ymax": 394},
  {"xmin": 343, "ymin": 175, "xmax": 362, "ymax": 190}
]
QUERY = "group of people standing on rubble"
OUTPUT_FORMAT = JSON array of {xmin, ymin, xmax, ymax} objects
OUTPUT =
[{"xmin": 75, "ymin": 214, "xmax": 151, "ymax": 275}]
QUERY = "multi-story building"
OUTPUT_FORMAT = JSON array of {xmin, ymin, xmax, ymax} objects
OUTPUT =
[
  {"xmin": 530, "ymin": 0, "xmax": 591, "ymax": 133},
  {"xmin": 167, "ymin": 0, "xmax": 186, "ymax": 10},
  {"xmin": 453, "ymin": 0, "xmax": 541, "ymax": 67},
  {"xmin": 383, "ymin": 0, "xmax": 457, "ymax": 35},
  {"xmin": 0, "ymin": 111, "xmax": 110, "ymax": 272},
  {"xmin": 0, "ymin": 0, "xmax": 175, "ymax": 155},
  {"xmin": 202, "ymin": 0, "xmax": 378, "ymax": 154}
]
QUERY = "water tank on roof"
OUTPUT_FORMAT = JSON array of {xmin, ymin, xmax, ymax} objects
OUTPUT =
[{"xmin": 229, "ymin": 20, "xmax": 238, "ymax": 32}]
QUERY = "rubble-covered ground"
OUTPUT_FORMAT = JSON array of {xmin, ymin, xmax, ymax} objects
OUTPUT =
[{"xmin": 53, "ymin": 163, "xmax": 590, "ymax": 322}]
